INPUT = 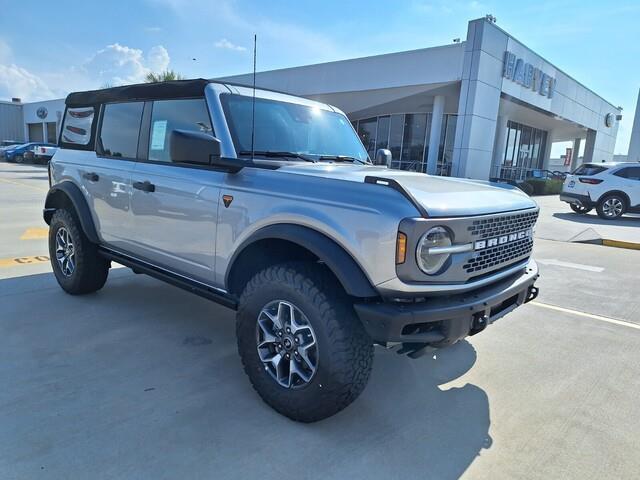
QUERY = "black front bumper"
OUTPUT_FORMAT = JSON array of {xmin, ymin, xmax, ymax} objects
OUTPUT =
[{"xmin": 354, "ymin": 261, "xmax": 539, "ymax": 347}]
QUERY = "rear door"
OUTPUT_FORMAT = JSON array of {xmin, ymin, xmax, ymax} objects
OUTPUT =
[
  {"xmin": 78, "ymin": 102, "xmax": 143, "ymax": 250},
  {"xmin": 614, "ymin": 167, "xmax": 640, "ymax": 208},
  {"xmin": 127, "ymin": 98, "xmax": 223, "ymax": 283}
]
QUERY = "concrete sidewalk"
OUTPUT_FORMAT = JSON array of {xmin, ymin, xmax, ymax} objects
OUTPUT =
[{"xmin": 534, "ymin": 195, "xmax": 640, "ymax": 248}]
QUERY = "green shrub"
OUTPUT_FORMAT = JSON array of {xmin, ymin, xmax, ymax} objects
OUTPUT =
[
  {"xmin": 525, "ymin": 178, "xmax": 563, "ymax": 195},
  {"xmin": 519, "ymin": 182, "xmax": 534, "ymax": 196}
]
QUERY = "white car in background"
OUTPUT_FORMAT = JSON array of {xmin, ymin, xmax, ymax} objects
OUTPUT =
[
  {"xmin": 32, "ymin": 145, "xmax": 58, "ymax": 164},
  {"xmin": 560, "ymin": 162, "xmax": 640, "ymax": 219}
]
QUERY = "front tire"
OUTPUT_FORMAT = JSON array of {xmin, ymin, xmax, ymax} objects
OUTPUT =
[
  {"xmin": 570, "ymin": 203, "xmax": 592, "ymax": 214},
  {"xmin": 596, "ymin": 194, "xmax": 626, "ymax": 220},
  {"xmin": 236, "ymin": 262, "xmax": 373, "ymax": 422},
  {"xmin": 49, "ymin": 209, "xmax": 109, "ymax": 294},
  {"xmin": 14, "ymin": 154, "xmax": 24, "ymax": 164}
]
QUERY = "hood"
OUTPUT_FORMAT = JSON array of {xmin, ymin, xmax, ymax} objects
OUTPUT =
[{"xmin": 278, "ymin": 163, "xmax": 537, "ymax": 217}]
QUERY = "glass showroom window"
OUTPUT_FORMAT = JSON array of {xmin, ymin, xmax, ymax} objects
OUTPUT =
[
  {"xmin": 351, "ymin": 112, "xmax": 458, "ymax": 175},
  {"xmin": 357, "ymin": 117, "xmax": 378, "ymax": 158},
  {"xmin": 498, "ymin": 121, "xmax": 548, "ymax": 180},
  {"xmin": 389, "ymin": 114, "xmax": 404, "ymax": 168},
  {"xmin": 399, "ymin": 113, "xmax": 428, "ymax": 171}
]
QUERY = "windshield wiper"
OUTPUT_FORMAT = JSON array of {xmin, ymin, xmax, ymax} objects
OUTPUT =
[
  {"xmin": 238, "ymin": 150, "xmax": 316, "ymax": 163},
  {"xmin": 318, "ymin": 155, "xmax": 365, "ymax": 164}
]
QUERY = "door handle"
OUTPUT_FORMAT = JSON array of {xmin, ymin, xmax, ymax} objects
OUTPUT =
[
  {"xmin": 83, "ymin": 172, "xmax": 99, "ymax": 182},
  {"xmin": 133, "ymin": 180, "xmax": 156, "ymax": 192}
]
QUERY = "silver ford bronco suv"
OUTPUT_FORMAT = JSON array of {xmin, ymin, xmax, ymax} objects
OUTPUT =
[{"xmin": 44, "ymin": 79, "xmax": 539, "ymax": 422}]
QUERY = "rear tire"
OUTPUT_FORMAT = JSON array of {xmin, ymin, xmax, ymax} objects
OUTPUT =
[
  {"xmin": 236, "ymin": 262, "xmax": 373, "ymax": 422},
  {"xmin": 570, "ymin": 203, "xmax": 592, "ymax": 214},
  {"xmin": 49, "ymin": 209, "xmax": 109, "ymax": 294},
  {"xmin": 596, "ymin": 194, "xmax": 626, "ymax": 220}
]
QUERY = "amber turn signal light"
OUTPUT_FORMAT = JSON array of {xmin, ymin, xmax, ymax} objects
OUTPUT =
[{"xmin": 396, "ymin": 232, "xmax": 407, "ymax": 264}]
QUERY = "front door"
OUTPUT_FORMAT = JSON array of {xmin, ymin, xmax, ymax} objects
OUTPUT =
[{"xmin": 127, "ymin": 98, "xmax": 222, "ymax": 283}]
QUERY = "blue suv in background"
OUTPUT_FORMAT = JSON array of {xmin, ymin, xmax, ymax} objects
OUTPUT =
[{"xmin": 0, "ymin": 142, "xmax": 56, "ymax": 163}]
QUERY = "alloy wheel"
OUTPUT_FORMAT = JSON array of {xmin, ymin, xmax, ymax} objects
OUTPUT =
[
  {"xmin": 55, "ymin": 227, "xmax": 76, "ymax": 276},
  {"xmin": 602, "ymin": 197, "xmax": 623, "ymax": 218},
  {"xmin": 256, "ymin": 300, "xmax": 318, "ymax": 389}
]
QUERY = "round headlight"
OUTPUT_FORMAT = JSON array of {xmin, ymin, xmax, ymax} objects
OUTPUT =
[{"xmin": 416, "ymin": 226, "xmax": 452, "ymax": 275}]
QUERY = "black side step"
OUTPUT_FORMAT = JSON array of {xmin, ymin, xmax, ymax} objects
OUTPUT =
[
  {"xmin": 99, "ymin": 248, "xmax": 238, "ymax": 310},
  {"xmin": 364, "ymin": 176, "xmax": 428, "ymax": 217}
]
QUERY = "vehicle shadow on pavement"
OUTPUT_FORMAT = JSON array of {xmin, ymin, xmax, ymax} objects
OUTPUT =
[
  {"xmin": 1, "ymin": 271, "xmax": 491, "ymax": 480},
  {"xmin": 553, "ymin": 212, "xmax": 640, "ymax": 226}
]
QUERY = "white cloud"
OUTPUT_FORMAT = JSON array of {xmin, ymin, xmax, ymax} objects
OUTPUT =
[
  {"xmin": 144, "ymin": 26, "xmax": 163, "ymax": 33},
  {"xmin": 214, "ymin": 38, "xmax": 247, "ymax": 52},
  {"xmin": 0, "ymin": 38, "xmax": 11, "ymax": 63},
  {"xmin": 0, "ymin": 63, "xmax": 56, "ymax": 101},
  {"xmin": 0, "ymin": 42, "xmax": 173, "ymax": 102},
  {"xmin": 146, "ymin": 45, "xmax": 171, "ymax": 71},
  {"xmin": 83, "ymin": 43, "xmax": 170, "ymax": 86}
]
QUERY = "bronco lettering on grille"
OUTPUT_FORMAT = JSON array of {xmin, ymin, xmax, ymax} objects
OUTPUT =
[{"xmin": 474, "ymin": 229, "xmax": 532, "ymax": 251}]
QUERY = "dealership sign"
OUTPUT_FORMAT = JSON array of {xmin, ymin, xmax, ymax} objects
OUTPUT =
[{"xmin": 503, "ymin": 51, "xmax": 555, "ymax": 99}]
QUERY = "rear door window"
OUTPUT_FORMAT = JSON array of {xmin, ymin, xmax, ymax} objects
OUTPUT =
[
  {"xmin": 148, "ymin": 98, "xmax": 212, "ymax": 163},
  {"xmin": 572, "ymin": 164, "xmax": 607, "ymax": 176},
  {"xmin": 614, "ymin": 167, "xmax": 640, "ymax": 180},
  {"xmin": 99, "ymin": 102, "xmax": 144, "ymax": 159}
]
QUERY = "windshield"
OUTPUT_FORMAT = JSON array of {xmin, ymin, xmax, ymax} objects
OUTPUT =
[{"xmin": 221, "ymin": 94, "xmax": 369, "ymax": 162}]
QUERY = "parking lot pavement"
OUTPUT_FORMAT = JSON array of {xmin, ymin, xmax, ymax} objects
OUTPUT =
[
  {"xmin": 2, "ymin": 161, "xmax": 640, "ymax": 479},
  {"xmin": 534, "ymin": 194, "xmax": 640, "ymax": 246}
]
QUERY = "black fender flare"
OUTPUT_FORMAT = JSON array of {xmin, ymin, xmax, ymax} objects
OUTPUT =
[
  {"xmin": 43, "ymin": 181, "xmax": 100, "ymax": 244},
  {"xmin": 226, "ymin": 224, "xmax": 379, "ymax": 298}
]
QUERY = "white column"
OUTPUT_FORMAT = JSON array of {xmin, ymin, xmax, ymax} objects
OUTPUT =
[
  {"xmin": 583, "ymin": 130, "xmax": 596, "ymax": 163},
  {"xmin": 628, "ymin": 89, "xmax": 640, "ymax": 162},
  {"xmin": 571, "ymin": 138, "xmax": 582, "ymax": 170},
  {"xmin": 542, "ymin": 131, "xmax": 554, "ymax": 169},
  {"xmin": 492, "ymin": 115, "xmax": 508, "ymax": 178},
  {"xmin": 426, "ymin": 95, "xmax": 445, "ymax": 175}
]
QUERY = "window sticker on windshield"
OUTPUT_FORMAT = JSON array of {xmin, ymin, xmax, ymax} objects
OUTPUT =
[{"xmin": 150, "ymin": 120, "xmax": 168, "ymax": 150}]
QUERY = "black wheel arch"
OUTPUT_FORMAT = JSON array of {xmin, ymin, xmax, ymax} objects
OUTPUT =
[
  {"xmin": 43, "ymin": 181, "xmax": 100, "ymax": 244},
  {"xmin": 598, "ymin": 190, "xmax": 630, "ymax": 207},
  {"xmin": 226, "ymin": 224, "xmax": 379, "ymax": 299}
]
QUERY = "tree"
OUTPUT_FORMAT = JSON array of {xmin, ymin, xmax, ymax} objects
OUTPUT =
[{"xmin": 145, "ymin": 69, "xmax": 184, "ymax": 83}]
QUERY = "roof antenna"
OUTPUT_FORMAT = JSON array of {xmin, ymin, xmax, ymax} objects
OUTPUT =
[{"xmin": 250, "ymin": 34, "xmax": 257, "ymax": 162}]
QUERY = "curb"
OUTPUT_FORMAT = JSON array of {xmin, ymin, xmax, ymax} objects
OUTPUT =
[
  {"xmin": 601, "ymin": 239, "xmax": 640, "ymax": 251},
  {"xmin": 577, "ymin": 238, "xmax": 640, "ymax": 251}
]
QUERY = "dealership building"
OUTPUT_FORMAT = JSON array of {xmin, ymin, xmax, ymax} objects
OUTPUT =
[{"xmin": 1, "ymin": 17, "xmax": 623, "ymax": 180}]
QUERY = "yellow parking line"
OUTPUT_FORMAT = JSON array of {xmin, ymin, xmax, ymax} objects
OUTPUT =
[
  {"xmin": 0, "ymin": 176, "xmax": 48, "ymax": 192},
  {"xmin": 20, "ymin": 227, "xmax": 49, "ymax": 240},
  {"xmin": 0, "ymin": 255, "xmax": 50, "ymax": 268}
]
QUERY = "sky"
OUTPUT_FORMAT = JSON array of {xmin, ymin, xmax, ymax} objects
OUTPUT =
[{"xmin": 1, "ymin": 0, "xmax": 638, "ymax": 154}]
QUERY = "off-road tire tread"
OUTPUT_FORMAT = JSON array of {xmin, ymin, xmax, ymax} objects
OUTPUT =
[
  {"xmin": 236, "ymin": 262, "xmax": 373, "ymax": 422},
  {"xmin": 49, "ymin": 209, "xmax": 109, "ymax": 294}
]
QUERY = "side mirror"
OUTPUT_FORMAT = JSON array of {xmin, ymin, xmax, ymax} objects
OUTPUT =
[
  {"xmin": 375, "ymin": 148, "xmax": 392, "ymax": 167},
  {"xmin": 170, "ymin": 129, "xmax": 220, "ymax": 165}
]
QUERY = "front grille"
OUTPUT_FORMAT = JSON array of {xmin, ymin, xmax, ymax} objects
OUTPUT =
[
  {"xmin": 463, "ymin": 209, "xmax": 538, "ymax": 275},
  {"xmin": 467, "ymin": 210, "xmax": 538, "ymax": 239},
  {"xmin": 463, "ymin": 237, "xmax": 532, "ymax": 273}
]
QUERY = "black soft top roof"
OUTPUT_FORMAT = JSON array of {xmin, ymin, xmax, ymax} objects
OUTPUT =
[{"xmin": 65, "ymin": 78, "xmax": 212, "ymax": 107}]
